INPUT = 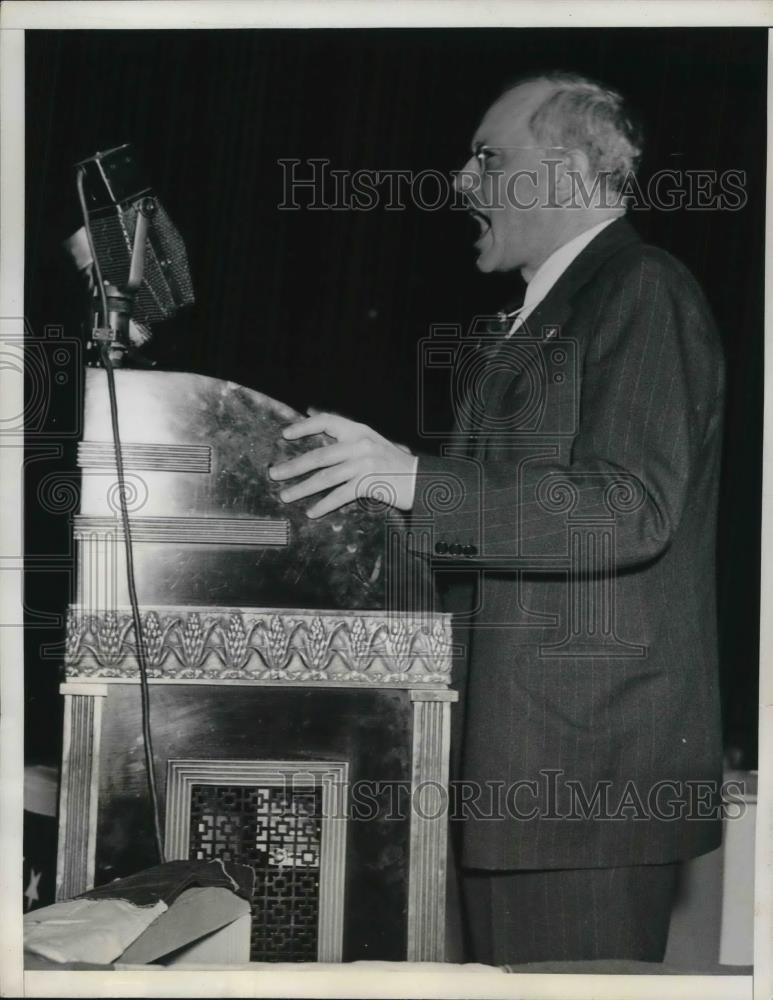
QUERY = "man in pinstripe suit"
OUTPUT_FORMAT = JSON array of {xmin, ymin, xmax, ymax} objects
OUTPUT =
[{"xmin": 270, "ymin": 72, "xmax": 725, "ymax": 963}]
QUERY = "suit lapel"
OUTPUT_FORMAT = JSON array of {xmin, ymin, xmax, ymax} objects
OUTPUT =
[
  {"xmin": 476, "ymin": 218, "xmax": 643, "ymax": 444},
  {"xmin": 520, "ymin": 218, "xmax": 641, "ymax": 338},
  {"xmin": 449, "ymin": 314, "xmax": 513, "ymax": 454}
]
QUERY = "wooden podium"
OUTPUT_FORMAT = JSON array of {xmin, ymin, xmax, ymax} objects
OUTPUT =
[{"xmin": 56, "ymin": 369, "xmax": 455, "ymax": 963}]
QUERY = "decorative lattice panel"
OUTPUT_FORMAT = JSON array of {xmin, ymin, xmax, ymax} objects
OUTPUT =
[{"xmin": 189, "ymin": 783, "xmax": 322, "ymax": 961}]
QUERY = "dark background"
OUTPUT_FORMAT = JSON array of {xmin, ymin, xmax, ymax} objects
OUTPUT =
[{"xmin": 25, "ymin": 27, "xmax": 765, "ymax": 769}]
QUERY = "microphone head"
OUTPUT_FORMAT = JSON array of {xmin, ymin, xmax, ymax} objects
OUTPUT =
[{"xmin": 76, "ymin": 144, "xmax": 194, "ymax": 324}]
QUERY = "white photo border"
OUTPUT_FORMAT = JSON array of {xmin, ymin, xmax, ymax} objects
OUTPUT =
[{"xmin": 1, "ymin": 3, "xmax": 770, "ymax": 999}]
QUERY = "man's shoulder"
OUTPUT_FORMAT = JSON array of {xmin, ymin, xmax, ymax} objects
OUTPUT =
[
  {"xmin": 573, "ymin": 232, "xmax": 723, "ymax": 372},
  {"xmin": 593, "ymin": 234, "xmax": 706, "ymax": 302},
  {"xmin": 559, "ymin": 219, "xmax": 712, "ymax": 317},
  {"xmin": 576, "ymin": 232, "xmax": 717, "ymax": 333}
]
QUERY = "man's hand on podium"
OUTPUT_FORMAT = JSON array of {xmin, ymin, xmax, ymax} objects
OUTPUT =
[{"xmin": 269, "ymin": 411, "xmax": 418, "ymax": 518}]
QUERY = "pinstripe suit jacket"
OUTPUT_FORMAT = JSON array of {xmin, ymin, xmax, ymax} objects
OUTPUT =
[{"xmin": 413, "ymin": 218, "xmax": 725, "ymax": 870}]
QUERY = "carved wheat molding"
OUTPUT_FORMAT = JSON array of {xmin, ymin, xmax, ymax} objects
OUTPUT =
[{"xmin": 65, "ymin": 606, "xmax": 453, "ymax": 686}]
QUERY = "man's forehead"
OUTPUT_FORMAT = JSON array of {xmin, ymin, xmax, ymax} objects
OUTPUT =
[{"xmin": 473, "ymin": 79, "xmax": 556, "ymax": 146}]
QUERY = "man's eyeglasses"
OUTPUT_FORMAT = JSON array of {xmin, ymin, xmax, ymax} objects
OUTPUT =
[{"xmin": 472, "ymin": 143, "xmax": 567, "ymax": 172}]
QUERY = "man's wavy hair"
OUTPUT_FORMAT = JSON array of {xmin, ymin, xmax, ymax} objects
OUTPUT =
[{"xmin": 503, "ymin": 71, "xmax": 643, "ymax": 196}]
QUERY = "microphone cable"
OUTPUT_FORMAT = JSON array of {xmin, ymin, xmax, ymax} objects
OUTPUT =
[{"xmin": 75, "ymin": 167, "xmax": 166, "ymax": 864}]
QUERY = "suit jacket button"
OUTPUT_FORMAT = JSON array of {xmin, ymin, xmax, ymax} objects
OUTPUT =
[
  {"xmin": 470, "ymin": 544, "xmax": 478, "ymax": 556},
  {"xmin": 449, "ymin": 543, "xmax": 460, "ymax": 555},
  {"xmin": 435, "ymin": 541, "xmax": 448, "ymax": 555},
  {"xmin": 463, "ymin": 545, "xmax": 474, "ymax": 556}
]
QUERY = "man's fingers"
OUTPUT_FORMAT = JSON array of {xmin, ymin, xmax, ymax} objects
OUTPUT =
[
  {"xmin": 278, "ymin": 461, "xmax": 358, "ymax": 504},
  {"xmin": 281, "ymin": 413, "xmax": 330, "ymax": 440},
  {"xmin": 306, "ymin": 482, "xmax": 357, "ymax": 519},
  {"xmin": 282, "ymin": 411, "xmax": 368, "ymax": 443},
  {"xmin": 269, "ymin": 442, "xmax": 357, "ymax": 482}
]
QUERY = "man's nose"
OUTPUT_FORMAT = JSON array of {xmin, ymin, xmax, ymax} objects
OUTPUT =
[
  {"xmin": 454, "ymin": 162, "xmax": 481, "ymax": 201},
  {"xmin": 454, "ymin": 155, "xmax": 480, "ymax": 195}
]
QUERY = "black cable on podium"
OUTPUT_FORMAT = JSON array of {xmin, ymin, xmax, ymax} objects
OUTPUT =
[
  {"xmin": 75, "ymin": 164, "xmax": 164, "ymax": 863},
  {"xmin": 73, "ymin": 146, "xmax": 195, "ymax": 864}
]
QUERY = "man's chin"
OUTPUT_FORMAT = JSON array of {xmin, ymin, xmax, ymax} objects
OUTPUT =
[
  {"xmin": 475, "ymin": 242, "xmax": 523, "ymax": 275},
  {"xmin": 474, "ymin": 246, "xmax": 498, "ymax": 273}
]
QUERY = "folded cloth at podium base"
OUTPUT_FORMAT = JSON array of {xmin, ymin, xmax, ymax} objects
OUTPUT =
[
  {"xmin": 24, "ymin": 859, "xmax": 255, "ymax": 965},
  {"xmin": 79, "ymin": 858, "xmax": 255, "ymax": 908},
  {"xmin": 24, "ymin": 897, "xmax": 167, "ymax": 965}
]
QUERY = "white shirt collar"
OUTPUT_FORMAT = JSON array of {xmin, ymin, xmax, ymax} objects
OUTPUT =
[{"xmin": 522, "ymin": 216, "xmax": 620, "ymax": 315}]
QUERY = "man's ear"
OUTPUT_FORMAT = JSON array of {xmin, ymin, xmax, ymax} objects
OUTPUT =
[{"xmin": 554, "ymin": 148, "xmax": 592, "ymax": 207}]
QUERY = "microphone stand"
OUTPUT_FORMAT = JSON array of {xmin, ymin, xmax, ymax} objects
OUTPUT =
[{"xmin": 75, "ymin": 171, "xmax": 166, "ymax": 862}]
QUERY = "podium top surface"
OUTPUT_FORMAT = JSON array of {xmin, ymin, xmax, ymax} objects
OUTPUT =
[{"xmin": 74, "ymin": 368, "xmax": 433, "ymax": 613}]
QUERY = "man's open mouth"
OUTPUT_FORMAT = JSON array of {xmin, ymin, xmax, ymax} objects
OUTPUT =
[
  {"xmin": 467, "ymin": 206, "xmax": 490, "ymax": 232},
  {"xmin": 467, "ymin": 206, "xmax": 491, "ymax": 247}
]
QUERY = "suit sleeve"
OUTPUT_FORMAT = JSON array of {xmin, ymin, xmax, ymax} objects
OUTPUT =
[{"xmin": 410, "ymin": 249, "xmax": 724, "ymax": 570}]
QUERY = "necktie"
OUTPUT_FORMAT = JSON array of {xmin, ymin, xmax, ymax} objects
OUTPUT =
[{"xmin": 503, "ymin": 305, "xmax": 527, "ymax": 339}]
